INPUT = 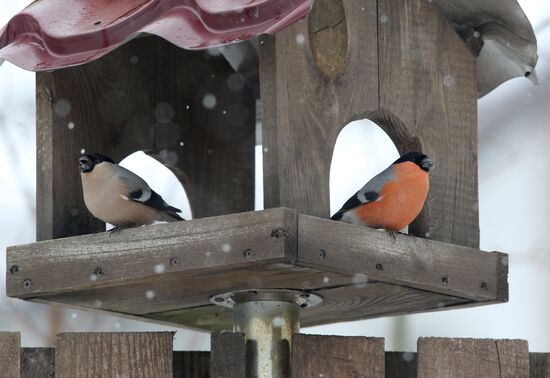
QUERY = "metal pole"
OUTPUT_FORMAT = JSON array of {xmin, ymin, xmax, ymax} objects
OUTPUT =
[{"xmin": 210, "ymin": 289, "xmax": 323, "ymax": 378}]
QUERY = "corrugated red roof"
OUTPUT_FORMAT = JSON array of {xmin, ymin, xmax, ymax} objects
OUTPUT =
[{"xmin": 0, "ymin": 0, "xmax": 312, "ymax": 71}]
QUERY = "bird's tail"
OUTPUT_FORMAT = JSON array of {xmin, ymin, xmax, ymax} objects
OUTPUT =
[
  {"xmin": 330, "ymin": 211, "xmax": 344, "ymax": 221},
  {"xmin": 160, "ymin": 205, "xmax": 185, "ymax": 222}
]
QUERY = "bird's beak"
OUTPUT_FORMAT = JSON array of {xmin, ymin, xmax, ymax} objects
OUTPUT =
[
  {"xmin": 421, "ymin": 158, "xmax": 434, "ymax": 172},
  {"xmin": 79, "ymin": 159, "xmax": 91, "ymax": 172}
]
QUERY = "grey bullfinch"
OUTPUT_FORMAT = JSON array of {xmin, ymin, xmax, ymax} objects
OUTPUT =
[{"xmin": 79, "ymin": 153, "xmax": 184, "ymax": 230}]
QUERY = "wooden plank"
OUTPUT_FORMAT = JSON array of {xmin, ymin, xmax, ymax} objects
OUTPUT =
[
  {"xmin": 210, "ymin": 332, "xmax": 246, "ymax": 378},
  {"xmin": 417, "ymin": 338, "xmax": 529, "ymax": 377},
  {"xmin": 378, "ymin": 0, "xmax": 479, "ymax": 247},
  {"xmin": 291, "ymin": 334, "xmax": 384, "ymax": 377},
  {"xmin": 300, "ymin": 283, "xmax": 468, "ymax": 327},
  {"xmin": 260, "ymin": 0, "xmax": 379, "ymax": 218},
  {"xmin": 0, "ymin": 332, "xmax": 20, "ymax": 378},
  {"xmin": 20, "ymin": 348, "xmax": 55, "ymax": 378},
  {"xmin": 153, "ymin": 38, "xmax": 255, "ymax": 219},
  {"xmin": 7, "ymin": 208, "xmax": 297, "ymax": 299},
  {"xmin": 385, "ymin": 352, "xmax": 417, "ymax": 378},
  {"xmin": 36, "ymin": 37, "xmax": 157, "ymax": 240},
  {"xmin": 55, "ymin": 332, "xmax": 173, "ymax": 378},
  {"xmin": 173, "ymin": 351, "xmax": 210, "ymax": 378},
  {"xmin": 530, "ymin": 353, "xmax": 550, "ymax": 378},
  {"xmin": 298, "ymin": 214, "xmax": 502, "ymax": 301}
]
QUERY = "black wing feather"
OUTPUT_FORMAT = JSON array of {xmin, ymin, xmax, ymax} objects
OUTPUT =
[
  {"xmin": 330, "ymin": 191, "xmax": 379, "ymax": 220},
  {"xmin": 130, "ymin": 190, "xmax": 184, "ymax": 221}
]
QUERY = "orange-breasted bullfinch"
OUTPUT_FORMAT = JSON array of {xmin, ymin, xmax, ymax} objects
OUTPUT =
[
  {"xmin": 79, "ymin": 153, "xmax": 184, "ymax": 230},
  {"xmin": 331, "ymin": 152, "xmax": 434, "ymax": 231}
]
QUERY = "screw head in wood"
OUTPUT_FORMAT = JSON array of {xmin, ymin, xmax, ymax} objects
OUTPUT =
[
  {"xmin": 271, "ymin": 228, "xmax": 288, "ymax": 238},
  {"xmin": 480, "ymin": 282, "xmax": 488, "ymax": 290},
  {"xmin": 170, "ymin": 257, "xmax": 181, "ymax": 266},
  {"xmin": 9, "ymin": 265, "xmax": 19, "ymax": 274},
  {"xmin": 93, "ymin": 267, "xmax": 104, "ymax": 276},
  {"xmin": 441, "ymin": 275, "xmax": 449, "ymax": 284},
  {"xmin": 319, "ymin": 249, "xmax": 327, "ymax": 259},
  {"xmin": 376, "ymin": 263, "xmax": 384, "ymax": 271},
  {"xmin": 243, "ymin": 249, "xmax": 254, "ymax": 258},
  {"xmin": 22, "ymin": 279, "xmax": 32, "ymax": 289}
]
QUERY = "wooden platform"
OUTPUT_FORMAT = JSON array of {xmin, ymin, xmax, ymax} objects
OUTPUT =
[{"xmin": 5, "ymin": 208, "xmax": 507, "ymax": 331}]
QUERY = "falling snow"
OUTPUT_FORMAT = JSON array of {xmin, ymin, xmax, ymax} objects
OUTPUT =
[
  {"xmin": 54, "ymin": 99, "xmax": 71, "ymax": 117},
  {"xmin": 352, "ymin": 273, "xmax": 368, "ymax": 288},
  {"xmin": 203, "ymin": 94, "xmax": 217, "ymax": 109},
  {"xmin": 272, "ymin": 316, "xmax": 284, "ymax": 328},
  {"xmin": 443, "ymin": 75, "xmax": 456, "ymax": 87},
  {"xmin": 154, "ymin": 264, "xmax": 165, "ymax": 274},
  {"xmin": 402, "ymin": 352, "xmax": 414, "ymax": 362},
  {"xmin": 222, "ymin": 243, "xmax": 231, "ymax": 253},
  {"xmin": 145, "ymin": 290, "xmax": 156, "ymax": 300},
  {"xmin": 295, "ymin": 33, "xmax": 305, "ymax": 45},
  {"xmin": 380, "ymin": 15, "xmax": 389, "ymax": 23},
  {"xmin": 67, "ymin": 121, "xmax": 75, "ymax": 130}
]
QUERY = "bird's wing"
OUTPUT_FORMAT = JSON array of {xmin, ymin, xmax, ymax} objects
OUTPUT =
[
  {"xmin": 330, "ymin": 165, "xmax": 395, "ymax": 220},
  {"xmin": 115, "ymin": 165, "xmax": 183, "ymax": 218}
]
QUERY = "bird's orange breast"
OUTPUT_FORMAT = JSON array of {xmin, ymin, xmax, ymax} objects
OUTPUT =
[{"xmin": 354, "ymin": 162, "xmax": 429, "ymax": 231}]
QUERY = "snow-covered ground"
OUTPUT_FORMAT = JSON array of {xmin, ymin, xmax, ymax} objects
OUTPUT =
[{"xmin": 1, "ymin": 1, "xmax": 549, "ymax": 351}]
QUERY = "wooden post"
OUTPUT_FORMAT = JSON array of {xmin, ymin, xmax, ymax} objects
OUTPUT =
[
  {"xmin": 36, "ymin": 36, "xmax": 255, "ymax": 240},
  {"xmin": 55, "ymin": 332, "xmax": 173, "ymax": 378},
  {"xmin": 260, "ymin": 0, "xmax": 479, "ymax": 247},
  {"xmin": 291, "ymin": 334, "xmax": 385, "ymax": 377},
  {"xmin": 0, "ymin": 332, "xmax": 20, "ymax": 378},
  {"xmin": 417, "ymin": 337, "xmax": 529, "ymax": 377},
  {"xmin": 210, "ymin": 332, "xmax": 246, "ymax": 378},
  {"xmin": 20, "ymin": 348, "xmax": 55, "ymax": 378}
]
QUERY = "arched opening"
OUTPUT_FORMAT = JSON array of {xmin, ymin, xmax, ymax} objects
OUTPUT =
[
  {"xmin": 329, "ymin": 119, "xmax": 400, "ymax": 219},
  {"xmin": 104, "ymin": 151, "xmax": 192, "ymax": 230}
]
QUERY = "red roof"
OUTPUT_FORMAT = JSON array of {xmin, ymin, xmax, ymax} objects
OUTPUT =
[{"xmin": 0, "ymin": 0, "xmax": 312, "ymax": 71}]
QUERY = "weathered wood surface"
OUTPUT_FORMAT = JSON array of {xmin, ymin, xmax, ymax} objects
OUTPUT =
[
  {"xmin": 386, "ymin": 351, "xmax": 417, "ymax": 378},
  {"xmin": 259, "ymin": 0, "xmax": 479, "ymax": 249},
  {"xmin": 530, "ymin": 353, "xmax": 550, "ymax": 378},
  {"xmin": 7, "ymin": 208, "xmax": 506, "ymax": 331},
  {"xmin": 173, "ymin": 351, "xmax": 210, "ymax": 378},
  {"xmin": 21, "ymin": 348, "xmax": 55, "ymax": 378},
  {"xmin": 36, "ymin": 36, "xmax": 255, "ymax": 240},
  {"xmin": 291, "ymin": 334, "xmax": 385, "ymax": 377},
  {"xmin": 260, "ymin": 0, "xmax": 379, "ymax": 219},
  {"xmin": 0, "ymin": 332, "xmax": 20, "ymax": 378},
  {"xmin": 7, "ymin": 208, "xmax": 297, "ymax": 299},
  {"xmin": 417, "ymin": 338, "xmax": 529, "ymax": 378},
  {"xmin": 210, "ymin": 332, "xmax": 246, "ymax": 378},
  {"xmin": 378, "ymin": 0, "xmax": 479, "ymax": 247},
  {"xmin": 298, "ymin": 214, "xmax": 502, "ymax": 301},
  {"xmin": 55, "ymin": 332, "xmax": 173, "ymax": 378}
]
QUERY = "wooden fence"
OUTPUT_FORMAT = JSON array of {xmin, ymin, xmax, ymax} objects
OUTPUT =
[{"xmin": 1, "ymin": 332, "xmax": 548, "ymax": 377}]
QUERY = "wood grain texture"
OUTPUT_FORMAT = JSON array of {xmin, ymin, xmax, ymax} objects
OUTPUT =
[
  {"xmin": 0, "ymin": 332, "xmax": 20, "ymax": 378},
  {"xmin": 260, "ymin": 0, "xmax": 379, "ymax": 218},
  {"xmin": 55, "ymin": 332, "xmax": 173, "ymax": 378},
  {"xmin": 530, "ymin": 353, "xmax": 550, "ymax": 378},
  {"xmin": 8, "ymin": 208, "xmax": 506, "ymax": 331},
  {"xmin": 417, "ymin": 338, "xmax": 529, "ymax": 378},
  {"xmin": 21, "ymin": 348, "xmax": 55, "ymax": 378},
  {"xmin": 153, "ymin": 38, "xmax": 255, "ymax": 219},
  {"xmin": 210, "ymin": 332, "xmax": 246, "ymax": 378},
  {"xmin": 378, "ymin": 0, "xmax": 479, "ymax": 247},
  {"xmin": 385, "ymin": 351, "xmax": 417, "ymax": 378},
  {"xmin": 298, "ymin": 214, "xmax": 501, "ymax": 301},
  {"xmin": 36, "ymin": 36, "xmax": 255, "ymax": 240},
  {"xmin": 7, "ymin": 208, "xmax": 297, "ymax": 299},
  {"xmin": 291, "ymin": 334, "xmax": 385, "ymax": 377},
  {"xmin": 173, "ymin": 351, "xmax": 210, "ymax": 378}
]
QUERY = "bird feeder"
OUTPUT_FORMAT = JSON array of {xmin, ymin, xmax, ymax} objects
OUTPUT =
[{"xmin": 0, "ymin": 0, "xmax": 537, "ymax": 376}]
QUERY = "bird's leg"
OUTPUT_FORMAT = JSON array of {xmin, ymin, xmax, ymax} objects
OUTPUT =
[
  {"xmin": 386, "ymin": 230, "xmax": 400, "ymax": 243},
  {"xmin": 108, "ymin": 226, "xmax": 126, "ymax": 237}
]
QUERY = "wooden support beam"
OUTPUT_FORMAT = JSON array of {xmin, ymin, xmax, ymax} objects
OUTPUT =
[
  {"xmin": 417, "ymin": 338, "xmax": 529, "ymax": 378},
  {"xmin": 385, "ymin": 351, "xmax": 417, "ymax": 378},
  {"xmin": 210, "ymin": 332, "xmax": 246, "ymax": 378},
  {"xmin": 291, "ymin": 334, "xmax": 385, "ymax": 377},
  {"xmin": 55, "ymin": 332, "xmax": 173, "ymax": 378},
  {"xmin": 0, "ymin": 332, "xmax": 20, "ymax": 378}
]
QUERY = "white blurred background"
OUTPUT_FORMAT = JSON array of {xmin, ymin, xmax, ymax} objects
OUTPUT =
[{"xmin": 1, "ymin": 0, "xmax": 549, "ymax": 352}]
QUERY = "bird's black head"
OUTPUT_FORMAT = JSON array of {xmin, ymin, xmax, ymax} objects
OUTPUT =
[
  {"xmin": 394, "ymin": 151, "xmax": 434, "ymax": 172},
  {"xmin": 79, "ymin": 153, "xmax": 115, "ymax": 173}
]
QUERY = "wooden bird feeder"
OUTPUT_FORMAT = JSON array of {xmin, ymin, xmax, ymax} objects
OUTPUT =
[{"xmin": 1, "ymin": 0, "xmax": 538, "ymax": 376}]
